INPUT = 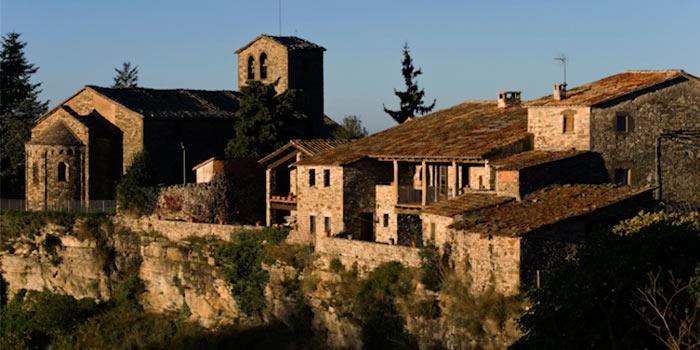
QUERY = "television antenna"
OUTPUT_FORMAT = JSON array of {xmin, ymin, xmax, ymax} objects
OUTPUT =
[{"xmin": 553, "ymin": 54, "xmax": 568, "ymax": 84}]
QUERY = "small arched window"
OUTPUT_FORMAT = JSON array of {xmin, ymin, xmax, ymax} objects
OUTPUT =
[
  {"xmin": 247, "ymin": 56, "xmax": 255, "ymax": 80},
  {"xmin": 259, "ymin": 53, "xmax": 268, "ymax": 79},
  {"xmin": 57, "ymin": 162, "xmax": 67, "ymax": 182}
]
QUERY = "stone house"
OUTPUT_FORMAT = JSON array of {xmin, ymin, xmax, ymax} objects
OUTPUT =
[
  {"xmin": 25, "ymin": 34, "xmax": 337, "ymax": 211},
  {"xmin": 527, "ymin": 70, "xmax": 700, "ymax": 207},
  {"xmin": 291, "ymin": 70, "xmax": 698, "ymax": 292},
  {"xmin": 258, "ymin": 139, "xmax": 350, "ymax": 242}
]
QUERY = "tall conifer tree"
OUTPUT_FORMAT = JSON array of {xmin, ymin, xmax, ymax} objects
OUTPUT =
[
  {"xmin": 0, "ymin": 32, "xmax": 48, "ymax": 197},
  {"xmin": 383, "ymin": 43, "xmax": 436, "ymax": 124},
  {"xmin": 112, "ymin": 61, "xmax": 139, "ymax": 88}
]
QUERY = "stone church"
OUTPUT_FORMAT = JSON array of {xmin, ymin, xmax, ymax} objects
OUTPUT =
[{"xmin": 25, "ymin": 34, "xmax": 335, "ymax": 210}]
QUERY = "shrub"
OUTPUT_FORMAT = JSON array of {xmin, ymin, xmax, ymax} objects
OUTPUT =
[
  {"xmin": 419, "ymin": 244, "xmax": 443, "ymax": 292},
  {"xmin": 329, "ymin": 258, "xmax": 345, "ymax": 273},
  {"xmin": 116, "ymin": 151, "xmax": 158, "ymax": 215},
  {"xmin": 355, "ymin": 261, "xmax": 417, "ymax": 350}
]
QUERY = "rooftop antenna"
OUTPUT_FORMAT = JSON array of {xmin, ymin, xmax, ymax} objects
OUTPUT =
[{"xmin": 553, "ymin": 54, "xmax": 568, "ymax": 84}]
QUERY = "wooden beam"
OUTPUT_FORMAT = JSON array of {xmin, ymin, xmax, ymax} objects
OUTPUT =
[
  {"xmin": 421, "ymin": 161, "xmax": 427, "ymax": 207},
  {"xmin": 267, "ymin": 151, "xmax": 297, "ymax": 170},
  {"xmin": 452, "ymin": 161, "xmax": 458, "ymax": 198},
  {"xmin": 393, "ymin": 160, "xmax": 399, "ymax": 202}
]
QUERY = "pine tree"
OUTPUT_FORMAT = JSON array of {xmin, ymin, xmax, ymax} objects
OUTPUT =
[
  {"xmin": 333, "ymin": 115, "xmax": 368, "ymax": 139},
  {"xmin": 225, "ymin": 79, "xmax": 302, "ymax": 158},
  {"xmin": 112, "ymin": 61, "xmax": 139, "ymax": 88},
  {"xmin": 0, "ymin": 32, "xmax": 48, "ymax": 197},
  {"xmin": 383, "ymin": 43, "xmax": 436, "ymax": 124}
]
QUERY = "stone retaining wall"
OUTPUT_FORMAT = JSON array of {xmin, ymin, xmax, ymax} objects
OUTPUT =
[
  {"xmin": 116, "ymin": 215, "xmax": 261, "ymax": 242},
  {"xmin": 315, "ymin": 236, "xmax": 420, "ymax": 271}
]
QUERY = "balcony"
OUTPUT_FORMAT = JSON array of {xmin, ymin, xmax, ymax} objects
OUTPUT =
[
  {"xmin": 270, "ymin": 194, "xmax": 297, "ymax": 210},
  {"xmin": 397, "ymin": 185, "xmax": 446, "ymax": 206}
]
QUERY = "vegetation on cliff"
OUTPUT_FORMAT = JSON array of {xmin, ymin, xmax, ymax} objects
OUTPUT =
[{"xmin": 513, "ymin": 211, "xmax": 700, "ymax": 349}]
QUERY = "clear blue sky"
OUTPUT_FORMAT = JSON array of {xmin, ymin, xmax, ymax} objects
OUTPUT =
[{"xmin": 2, "ymin": 0, "xmax": 699, "ymax": 132}]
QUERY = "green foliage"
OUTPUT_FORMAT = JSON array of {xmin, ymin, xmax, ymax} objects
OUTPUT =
[
  {"xmin": 513, "ymin": 211, "xmax": 700, "ymax": 350},
  {"xmin": 214, "ymin": 228, "xmax": 290, "ymax": 316},
  {"xmin": 0, "ymin": 32, "xmax": 49, "ymax": 197},
  {"xmin": 355, "ymin": 261, "xmax": 417, "ymax": 350},
  {"xmin": 0, "ymin": 289, "xmax": 98, "ymax": 349},
  {"xmin": 419, "ymin": 244, "xmax": 443, "ymax": 292},
  {"xmin": 383, "ymin": 42, "xmax": 436, "ymax": 124},
  {"xmin": 0, "ymin": 210, "xmax": 110, "ymax": 243},
  {"xmin": 112, "ymin": 61, "xmax": 139, "ymax": 88},
  {"xmin": 116, "ymin": 150, "xmax": 158, "ymax": 215},
  {"xmin": 329, "ymin": 258, "xmax": 345, "ymax": 273},
  {"xmin": 333, "ymin": 115, "xmax": 368, "ymax": 139},
  {"xmin": 414, "ymin": 296, "xmax": 441, "ymax": 320},
  {"xmin": 225, "ymin": 79, "xmax": 303, "ymax": 158}
]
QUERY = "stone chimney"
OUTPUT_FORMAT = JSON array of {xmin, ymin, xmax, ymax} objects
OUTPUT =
[
  {"xmin": 497, "ymin": 91, "xmax": 521, "ymax": 108},
  {"xmin": 553, "ymin": 83, "xmax": 567, "ymax": 101}
]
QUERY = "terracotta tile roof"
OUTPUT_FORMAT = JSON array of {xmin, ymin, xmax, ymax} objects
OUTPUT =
[
  {"xmin": 296, "ymin": 101, "xmax": 529, "ymax": 166},
  {"xmin": 28, "ymin": 121, "xmax": 83, "ymax": 146},
  {"xmin": 88, "ymin": 86, "xmax": 239, "ymax": 119},
  {"xmin": 490, "ymin": 149, "xmax": 587, "ymax": 170},
  {"xmin": 258, "ymin": 139, "xmax": 351, "ymax": 165},
  {"xmin": 423, "ymin": 192, "xmax": 514, "ymax": 217},
  {"xmin": 452, "ymin": 184, "xmax": 654, "ymax": 237},
  {"xmin": 236, "ymin": 34, "xmax": 325, "ymax": 53},
  {"xmin": 527, "ymin": 70, "xmax": 698, "ymax": 107}
]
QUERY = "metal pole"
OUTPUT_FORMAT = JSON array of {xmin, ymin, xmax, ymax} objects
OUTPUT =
[
  {"xmin": 181, "ymin": 142, "xmax": 186, "ymax": 184},
  {"xmin": 536, "ymin": 270, "xmax": 541, "ymax": 289}
]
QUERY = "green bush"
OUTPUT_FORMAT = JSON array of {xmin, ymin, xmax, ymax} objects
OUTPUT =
[
  {"xmin": 116, "ymin": 151, "xmax": 158, "ymax": 215},
  {"xmin": 329, "ymin": 258, "xmax": 345, "ymax": 273},
  {"xmin": 0, "ymin": 210, "xmax": 110, "ymax": 243},
  {"xmin": 214, "ymin": 228, "xmax": 289, "ymax": 317},
  {"xmin": 419, "ymin": 244, "xmax": 443, "ymax": 292},
  {"xmin": 355, "ymin": 261, "xmax": 417, "ymax": 350}
]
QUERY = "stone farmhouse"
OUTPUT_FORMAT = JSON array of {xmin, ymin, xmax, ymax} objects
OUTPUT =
[
  {"xmin": 289, "ymin": 69, "xmax": 699, "ymax": 293},
  {"xmin": 24, "ymin": 34, "xmax": 336, "ymax": 211},
  {"xmin": 258, "ymin": 139, "xmax": 350, "ymax": 241}
]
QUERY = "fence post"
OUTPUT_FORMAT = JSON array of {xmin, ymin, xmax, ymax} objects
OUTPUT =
[{"xmin": 536, "ymin": 270, "xmax": 541, "ymax": 289}]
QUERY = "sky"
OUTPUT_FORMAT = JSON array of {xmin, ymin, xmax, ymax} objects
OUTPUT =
[{"xmin": 2, "ymin": 0, "xmax": 699, "ymax": 132}]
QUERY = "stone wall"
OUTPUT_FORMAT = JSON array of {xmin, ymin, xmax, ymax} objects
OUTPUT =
[
  {"xmin": 342, "ymin": 159, "xmax": 393, "ymax": 238},
  {"xmin": 315, "ymin": 236, "xmax": 421, "ymax": 272},
  {"xmin": 237, "ymin": 36, "xmax": 290, "ymax": 93},
  {"xmin": 25, "ymin": 144, "xmax": 85, "ymax": 210},
  {"xmin": 116, "ymin": 215, "xmax": 260, "ymax": 242},
  {"xmin": 375, "ymin": 184, "xmax": 398, "ymax": 243},
  {"xmin": 589, "ymin": 79, "xmax": 700, "ymax": 207},
  {"xmin": 528, "ymin": 106, "xmax": 591, "ymax": 150},
  {"xmin": 296, "ymin": 165, "xmax": 344, "ymax": 244}
]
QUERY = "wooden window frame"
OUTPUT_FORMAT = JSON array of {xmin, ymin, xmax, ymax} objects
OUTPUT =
[
  {"xmin": 563, "ymin": 114, "xmax": 574, "ymax": 133},
  {"xmin": 615, "ymin": 114, "xmax": 628, "ymax": 133},
  {"xmin": 614, "ymin": 168, "xmax": 631, "ymax": 186}
]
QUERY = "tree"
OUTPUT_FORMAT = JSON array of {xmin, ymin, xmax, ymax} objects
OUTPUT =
[
  {"xmin": 383, "ymin": 43, "xmax": 436, "ymax": 124},
  {"xmin": 0, "ymin": 32, "xmax": 48, "ymax": 197},
  {"xmin": 333, "ymin": 115, "xmax": 368, "ymax": 139},
  {"xmin": 512, "ymin": 211, "xmax": 700, "ymax": 350},
  {"xmin": 225, "ymin": 79, "xmax": 302, "ymax": 158},
  {"xmin": 112, "ymin": 61, "xmax": 139, "ymax": 88},
  {"xmin": 116, "ymin": 151, "xmax": 157, "ymax": 215}
]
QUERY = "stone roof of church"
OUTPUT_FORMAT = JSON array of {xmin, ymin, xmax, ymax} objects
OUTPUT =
[
  {"xmin": 27, "ymin": 121, "xmax": 83, "ymax": 146},
  {"xmin": 296, "ymin": 101, "xmax": 529, "ymax": 166},
  {"xmin": 236, "ymin": 34, "xmax": 325, "ymax": 53},
  {"xmin": 88, "ymin": 86, "xmax": 240, "ymax": 119},
  {"xmin": 527, "ymin": 69, "xmax": 699, "ymax": 107}
]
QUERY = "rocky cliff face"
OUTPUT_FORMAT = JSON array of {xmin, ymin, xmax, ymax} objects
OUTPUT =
[{"xmin": 0, "ymin": 216, "xmax": 522, "ymax": 349}]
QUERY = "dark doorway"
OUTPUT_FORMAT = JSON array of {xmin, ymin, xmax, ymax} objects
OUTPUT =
[
  {"xmin": 357, "ymin": 213, "xmax": 375, "ymax": 241},
  {"xmin": 397, "ymin": 214, "xmax": 422, "ymax": 247}
]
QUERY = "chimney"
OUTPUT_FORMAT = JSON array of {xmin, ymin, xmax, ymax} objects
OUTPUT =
[
  {"xmin": 553, "ymin": 83, "xmax": 567, "ymax": 101},
  {"xmin": 497, "ymin": 91, "xmax": 521, "ymax": 108}
]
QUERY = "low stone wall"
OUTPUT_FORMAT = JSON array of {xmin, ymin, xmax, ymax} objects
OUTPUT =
[
  {"xmin": 315, "ymin": 236, "xmax": 421, "ymax": 271},
  {"xmin": 116, "ymin": 215, "xmax": 261, "ymax": 242}
]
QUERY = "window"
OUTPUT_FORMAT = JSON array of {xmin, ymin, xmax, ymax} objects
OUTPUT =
[
  {"xmin": 563, "ymin": 114, "xmax": 574, "ymax": 133},
  {"xmin": 616, "ymin": 114, "xmax": 628, "ymax": 132},
  {"xmin": 323, "ymin": 169, "xmax": 330, "ymax": 187},
  {"xmin": 57, "ymin": 162, "xmax": 67, "ymax": 182},
  {"xmin": 309, "ymin": 215, "xmax": 316, "ymax": 234},
  {"xmin": 259, "ymin": 53, "xmax": 268, "ymax": 79},
  {"xmin": 247, "ymin": 56, "xmax": 255, "ymax": 80},
  {"xmin": 614, "ymin": 169, "xmax": 631, "ymax": 185},
  {"xmin": 324, "ymin": 217, "xmax": 331, "ymax": 235},
  {"xmin": 383, "ymin": 213, "xmax": 389, "ymax": 228},
  {"xmin": 308, "ymin": 169, "xmax": 316, "ymax": 187}
]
